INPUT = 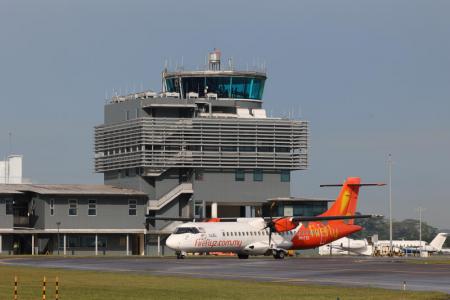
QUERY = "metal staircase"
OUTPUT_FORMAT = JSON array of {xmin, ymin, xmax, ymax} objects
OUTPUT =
[{"xmin": 148, "ymin": 183, "xmax": 193, "ymax": 211}]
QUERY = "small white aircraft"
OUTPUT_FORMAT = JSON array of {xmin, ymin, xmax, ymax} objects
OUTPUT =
[
  {"xmin": 401, "ymin": 233, "xmax": 449, "ymax": 255},
  {"xmin": 318, "ymin": 237, "xmax": 374, "ymax": 256},
  {"xmin": 147, "ymin": 177, "xmax": 384, "ymax": 259},
  {"xmin": 319, "ymin": 233, "xmax": 449, "ymax": 256}
]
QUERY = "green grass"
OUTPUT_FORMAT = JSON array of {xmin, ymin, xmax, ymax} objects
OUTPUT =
[{"xmin": 0, "ymin": 265, "xmax": 448, "ymax": 300}]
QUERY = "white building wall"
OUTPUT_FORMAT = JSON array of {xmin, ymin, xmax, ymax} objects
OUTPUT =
[{"xmin": 0, "ymin": 155, "xmax": 23, "ymax": 184}]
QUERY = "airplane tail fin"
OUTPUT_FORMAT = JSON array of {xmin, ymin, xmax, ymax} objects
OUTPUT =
[
  {"xmin": 429, "ymin": 233, "xmax": 449, "ymax": 251},
  {"xmin": 319, "ymin": 177, "xmax": 361, "ymax": 224},
  {"xmin": 319, "ymin": 177, "xmax": 385, "ymax": 225}
]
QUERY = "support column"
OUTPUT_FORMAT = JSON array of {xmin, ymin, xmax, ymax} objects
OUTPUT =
[
  {"xmin": 126, "ymin": 234, "xmax": 129, "ymax": 256},
  {"xmin": 211, "ymin": 202, "xmax": 218, "ymax": 218},
  {"xmin": 202, "ymin": 200, "xmax": 206, "ymax": 218},
  {"xmin": 157, "ymin": 235, "xmax": 161, "ymax": 256},
  {"xmin": 95, "ymin": 234, "xmax": 98, "ymax": 256},
  {"xmin": 139, "ymin": 233, "xmax": 145, "ymax": 256},
  {"xmin": 245, "ymin": 206, "xmax": 252, "ymax": 218},
  {"xmin": 0, "ymin": 234, "xmax": 2, "ymax": 254},
  {"xmin": 31, "ymin": 234, "xmax": 35, "ymax": 255},
  {"xmin": 63, "ymin": 234, "xmax": 67, "ymax": 256}
]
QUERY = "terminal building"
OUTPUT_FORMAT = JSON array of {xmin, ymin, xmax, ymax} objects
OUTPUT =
[{"xmin": 0, "ymin": 50, "xmax": 323, "ymax": 256}]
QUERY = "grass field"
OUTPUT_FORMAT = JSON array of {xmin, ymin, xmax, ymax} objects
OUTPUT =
[{"xmin": 0, "ymin": 265, "xmax": 448, "ymax": 300}]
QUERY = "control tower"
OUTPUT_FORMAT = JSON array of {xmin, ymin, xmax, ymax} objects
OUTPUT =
[{"xmin": 95, "ymin": 50, "xmax": 308, "ymax": 238}]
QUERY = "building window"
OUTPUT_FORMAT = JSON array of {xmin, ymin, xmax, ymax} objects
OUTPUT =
[
  {"xmin": 68, "ymin": 199, "xmax": 78, "ymax": 216},
  {"xmin": 88, "ymin": 199, "xmax": 97, "ymax": 216},
  {"xmin": 5, "ymin": 198, "xmax": 13, "ymax": 215},
  {"xmin": 280, "ymin": 170, "xmax": 290, "ymax": 182},
  {"xmin": 253, "ymin": 169, "xmax": 263, "ymax": 181},
  {"xmin": 235, "ymin": 169, "xmax": 245, "ymax": 181},
  {"xmin": 128, "ymin": 199, "xmax": 137, "ymax": 216},
  {"xmin": 50, "ymin": 199, "xmax": 55, "ymax": 216}
]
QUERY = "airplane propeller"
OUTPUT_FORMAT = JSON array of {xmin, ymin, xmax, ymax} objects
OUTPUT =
[{"xmin": 262, "ymin": 201, "xmax": 277, "ymax": 247}]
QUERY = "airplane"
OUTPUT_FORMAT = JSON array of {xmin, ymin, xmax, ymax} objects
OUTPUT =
[
  {"xmin": 401, "ymin": 233, "xmax": 449, "ymax": 255},
  {"xmin": 320, "ymin": 233, "xmax": 449, "ymax": 256},
  {"xmin": 318, "ymin": 237, "xmax": 374, "ymax": 256},
  {"xmin": 147, "ymin": 177, "xmax": 384, "ymax": 259}
]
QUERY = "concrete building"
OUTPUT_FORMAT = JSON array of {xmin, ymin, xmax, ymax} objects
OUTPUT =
[
  {"xmin": 0, "ymin": 184, "xmax": 147, "ymax": 255},
  {"xmin": 94, "ymin": 49, "xmax": 311, "ymax": 253}
]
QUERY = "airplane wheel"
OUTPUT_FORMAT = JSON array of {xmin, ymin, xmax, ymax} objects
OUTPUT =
[
  {"xmin": 273, "ymin": 251, "xmax": 285, "ymax": 259},
  {"xmin": 238, "ymin": 254, "xmax": 249, "ymax": 259},
  {"xmin": 176, "ymin": 252, "xmax": 185, "ymax": 259}
]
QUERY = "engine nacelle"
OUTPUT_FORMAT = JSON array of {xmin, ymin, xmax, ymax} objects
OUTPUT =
[{"xmin": 273, "ymin": 217, "xmax": 298, "ymax": 232}]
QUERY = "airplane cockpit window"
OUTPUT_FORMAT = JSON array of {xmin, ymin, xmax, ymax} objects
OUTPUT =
[{"xmin": 174, "ymin": 227, "xmax": 200, "ymax": 234}]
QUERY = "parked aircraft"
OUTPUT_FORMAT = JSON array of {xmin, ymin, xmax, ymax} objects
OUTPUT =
[
  {"xmin": 318, "ymin": 237, "xmax": 374, "ymax": 256},
  {"xmin": 401, "ymin": 233, "xmax": 449, "ymax": 255},
  {"xmin": 147, "ymin": 177, "xmax": 384, "ymax": 259},
  {"xmin": 319, "ymin": 233, "xmax": 449, "ymax": 256}
]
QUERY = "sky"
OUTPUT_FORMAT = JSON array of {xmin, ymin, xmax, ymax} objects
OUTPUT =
[{"xmin": 0, "ymin": 0, "xmax": 449, "ymax": 228}]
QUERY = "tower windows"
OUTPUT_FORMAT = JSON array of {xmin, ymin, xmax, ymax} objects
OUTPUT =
[
  {"xmin": 235, "ymin": 169, "xmax": 245, "ymax": 181},
  {"xmin": 253, "ymin": 169, "xmax": 263, "ymax": 181},
  {"xmin": 280, "ymin": 170, "xmax": 290, "ymax": 182}
]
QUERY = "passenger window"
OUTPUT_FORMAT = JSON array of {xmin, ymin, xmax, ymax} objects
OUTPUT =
[{"xmin": 222, "ymin": 232, "xmax": 225, "ymax": 237}]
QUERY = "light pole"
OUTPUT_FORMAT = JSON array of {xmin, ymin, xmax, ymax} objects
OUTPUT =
[
  {"xmin": 388, "ymin": 154, "xmax": 393, "ymax": 255},
  {"xmin": 56, "ymin": 222, "xmax": 61, "ymax": 255},
  {"xmin": 416, "ymin": 207, "xmax": 425, "ymax": 249}
]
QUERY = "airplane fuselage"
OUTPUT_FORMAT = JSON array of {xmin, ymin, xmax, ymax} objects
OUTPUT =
[{"xmin": 166, "ymin": 218, "xmax": 361, "ymax": 257}]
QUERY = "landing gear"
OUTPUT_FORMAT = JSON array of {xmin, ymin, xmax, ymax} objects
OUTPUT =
[
  {"xmin": 273, "ymin": 250, "xmax": 285, "ymax": 259},
  {"xmin": 176, "ymin": 252, "xmax": 185, "ymax": 259},
  {"xmin": 237, "ymin": 254, "xmax": 249, "ymax": 259}
]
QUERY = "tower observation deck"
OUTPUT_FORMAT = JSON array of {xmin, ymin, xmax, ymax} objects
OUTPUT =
[{"xmin": 95, "ymin": 49, "xmax": 308, "ymax": 231}]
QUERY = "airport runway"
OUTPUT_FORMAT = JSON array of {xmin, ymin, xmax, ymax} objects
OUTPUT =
[{"xmin": 1, "ymin": 256, "xmax": 449, "ymax": 293}]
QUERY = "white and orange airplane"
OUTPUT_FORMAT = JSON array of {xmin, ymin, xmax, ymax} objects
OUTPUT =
[{"xmin": 147, "ymin": 177, "xmax": 384, "ymax": 259}]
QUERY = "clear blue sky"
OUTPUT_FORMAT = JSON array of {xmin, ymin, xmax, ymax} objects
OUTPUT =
[{"xmin": 1, "ymin": 0, "xmax": 449, "ymax": 228}]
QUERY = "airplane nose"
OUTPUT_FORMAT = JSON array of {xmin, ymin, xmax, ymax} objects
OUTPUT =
[{"xmin": 166, "ymin": 235, "xmax": 179, "ymax": 250}]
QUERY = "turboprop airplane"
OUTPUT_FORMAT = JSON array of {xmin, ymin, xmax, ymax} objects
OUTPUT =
[{"xmin": 147, "ymin": 177, "xmax": 384, "ymax": 259}]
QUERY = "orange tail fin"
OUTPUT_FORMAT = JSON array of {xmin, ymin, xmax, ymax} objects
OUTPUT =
[{"xmin": 320, "ymin": 177, "xmax": 361, "ymax": 224}]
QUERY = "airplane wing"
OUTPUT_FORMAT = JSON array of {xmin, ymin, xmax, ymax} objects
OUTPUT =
[
  {"xmin": 146, "ymin": 214, "xmax": 381, "ymax": 222},
  {"xmin": 286, "ymin": 214, "xmax": 380, "ymax": 222}
]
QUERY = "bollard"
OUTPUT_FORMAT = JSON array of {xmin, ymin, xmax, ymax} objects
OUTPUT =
[
  {"xmin": 14, "ymin": 275, "xmax": 18, "ymax": 300},
  {"xmin": 403, "ymin": 281, "xmax": 407, "ymax": 291},
  {"xmin": 55, "ymin": 277, "xmax": 59, "ymax": 300},
  {"xmin": 42, "ymin": 276, "xmax": 46, "ymax": 300}
]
